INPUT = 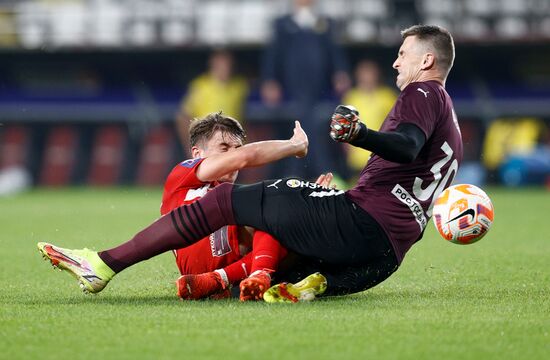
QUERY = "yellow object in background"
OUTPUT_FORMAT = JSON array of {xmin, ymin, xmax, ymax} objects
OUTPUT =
[
  {"xmin": 183, "ymin": 74, "xmax": 249, "ymax": 121},
  {"xmin": 342, "ymin": 86, "xmax": 397, "ymax": 171},
  {"xmin": 482, "ymin": 118, "xmax": 547, "ymax": 170}
]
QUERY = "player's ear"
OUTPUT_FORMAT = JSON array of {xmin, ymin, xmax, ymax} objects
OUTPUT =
[
  {"xmin": 191, "ymin": 146, "xmax": 202, "ymax": 158},
  {"xmin": 421, "ymin": 53, "xmax": 435, "ymax": 70}
]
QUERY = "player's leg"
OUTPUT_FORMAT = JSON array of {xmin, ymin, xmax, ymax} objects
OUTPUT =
[
  {"xmin": 98, "ymin": 182, "xmax": 237, "ymax": 273},
  {"xmin": 39, "ymin": 179, "xmax": 380, "ymax": 294},
  {"xmin": 176, "ymin": 271, "xmax": 228, "ymax": 300},
  {"xmin": 266, "ymin": 250, "xmax": 398, "ymax": 302},
  {"xmin": 39, "ymin": 182, "xmax": 239, "ymax": 293},
  {"xmin": 174, "ymin": 230, "xmax": 250, "ymax": 300},
  {"xmin": 232, "ymin": 178, "xmax": 388, "ymax": 265},
  {"xmin": 321, "ymin": 253, "xmax": 398, "ymax": 296},
  {"xmin": 176, "ymin": 253, "xmax": 253, "ymax": 300},
  {"xmin": 239, "ymin": 231, "xmax": 288, "ymax": 301},
  {"xmin": 38, "ymin": 178, "xmax": 313, "ymax": 294},
  {"xmin": 259, "ymin": 196, "xmax": 399, "ymax": 302}
]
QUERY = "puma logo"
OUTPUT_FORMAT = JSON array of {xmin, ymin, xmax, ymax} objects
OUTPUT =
[
  {"xmin": 417, "ymin": 88, "xmax": 429, "ymax": 98},
  {"xmin": 267, "ymin": 179, "xmax": 282, "ymax": 189}
]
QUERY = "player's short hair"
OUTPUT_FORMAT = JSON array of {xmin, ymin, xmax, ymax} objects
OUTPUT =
[
  {"xmin": 401, "ymin": 25, "xmax": 455, "ymax": 76},
  {"xmin": 189, "ymin": 111, "xmax": 246, "ymax": 147}
]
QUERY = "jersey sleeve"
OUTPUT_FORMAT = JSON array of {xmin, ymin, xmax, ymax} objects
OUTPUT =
[
  {"xmin": 394, "ymin": 83, "xmax": 439, "ymax": 139},
  {"xmin": 161, "ymin": 158, "xmax": 210, "ymax": 215},
  {"xmin": 171, "ymin": 158, "xmax": 207, "ymax": 190}
]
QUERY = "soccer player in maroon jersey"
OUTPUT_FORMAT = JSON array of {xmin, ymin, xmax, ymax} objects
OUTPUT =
[{"xmin": 39, "ymin": 25, "xmax": 463, "ymax": 302}]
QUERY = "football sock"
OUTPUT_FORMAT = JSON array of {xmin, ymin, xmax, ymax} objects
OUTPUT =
[
  {"xmin": 213, "ymin": 269, "xmax": 229, "ymax": 288},
  {"xmin": 98, "ymin": 183, "xmax": 235, "ymax": 273},
  {"xmin": 87, "ymin": 250, "xmax": 116, "ymax": 280},
  {"xmin": 250, "ymin": 231, "xmax": 288, "ymax": 274},
  {"xmin": 222, "ymin": 252, "xmax": 253, "ymax": 285}
]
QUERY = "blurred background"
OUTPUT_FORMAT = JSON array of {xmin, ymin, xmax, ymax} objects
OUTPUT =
[{"xmin": 0, "ymin": 0, "xmax": 549, "ymax": 195}]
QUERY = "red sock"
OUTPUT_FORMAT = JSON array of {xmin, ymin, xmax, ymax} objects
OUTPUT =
[
  {"xmin": 220, "ymin": 252, "xmax": 252, "ymax": 285},
  {"xmin": 250, "ymin": 231, "xmax": 287, "ymax": 274}
]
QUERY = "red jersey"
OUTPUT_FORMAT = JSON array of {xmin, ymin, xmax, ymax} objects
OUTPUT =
[{"xmin": 161, "ymin": 158, "xmax": 242, "ymax": 275}]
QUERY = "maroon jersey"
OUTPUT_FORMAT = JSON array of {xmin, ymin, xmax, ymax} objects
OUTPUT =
[{"xmin": 346, "ymin": 80, "xmax": 463, "ymax": 263}]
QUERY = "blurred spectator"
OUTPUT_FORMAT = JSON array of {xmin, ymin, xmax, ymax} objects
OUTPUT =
[
  {"xmin": 176, "ymin": 50, "xmax": 249, "ymax": 155},
  {"xmin": 260, "ymin": 0, "xmax": 351, "ymax": 179},
  {"xmin": 0, "ymin": 8, "xmax": 17, "ymax": 47},
  {"xmin": 482, "ymin": 117, "xmax": 546, "ymax": 170},
  {"xmin": 482, "ymin": 117, "xmax": 550, "ymax": 186},
  {"xmin": 341, "ymin": 60, "xmax": 397, "ymax": 178}
]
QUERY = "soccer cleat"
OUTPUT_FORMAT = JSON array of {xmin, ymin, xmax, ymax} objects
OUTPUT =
[
  {"xmin": 37, "ymin": 242, "xmax": 115, "ymax": 294},
  {"xmin": 263, "ymin": 272, "xmax": 327, "ymax": 303},
  {"xmin": 176, "ymin": 271, "xmax": 228, "ymax": 300},
  {"xmin": 239, "ymin": 270, "xmax": 271, "ymax": 301}
]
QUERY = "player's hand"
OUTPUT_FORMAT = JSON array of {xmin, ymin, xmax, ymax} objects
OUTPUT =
[
  {"xmin": 329, "ymin": 105, "xmax": 362, "ymax": 143},
  {"xmin": 290, "ymin": 120, "xmax": 308, "ymax": 158},
  {"xmin": 315, "ymin": 172, "xmax": 336, "ymax": 189}
]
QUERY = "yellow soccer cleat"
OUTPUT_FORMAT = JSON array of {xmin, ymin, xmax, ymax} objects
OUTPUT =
[
  {"xmin": 37, "ymin": 242, "xmax": 115, "ymax": 294},
  {"xmin": 263, "ymin": 272, "xmax": 327, "ymax": 303}
]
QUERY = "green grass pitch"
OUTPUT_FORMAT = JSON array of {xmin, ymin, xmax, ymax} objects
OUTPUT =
[{"xmin": 1, "ymin": 187, "xmax": 548, "ymax": 359}]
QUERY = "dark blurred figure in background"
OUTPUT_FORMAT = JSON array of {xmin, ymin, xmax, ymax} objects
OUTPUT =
[
  {"xmin": 176, "ymin": 50, "xmax": 249, "ymax": 157},
  {"xmin": 341, "ymin": 60, "xmax": 397, "ymax": 180},
  {"xmin": 260, "ymin": 0, "xmax": 351, "ymax": 180}
]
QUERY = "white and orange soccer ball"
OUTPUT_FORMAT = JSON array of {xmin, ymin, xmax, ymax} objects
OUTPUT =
[{"xmin": 432, "ymin": 184, "xmax": 494, "ymax": 245}]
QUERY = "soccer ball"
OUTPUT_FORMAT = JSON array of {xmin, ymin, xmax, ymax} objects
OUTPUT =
[{"xmin": 432, "ymin": 184, "xmax": 494, "ymax": 245}]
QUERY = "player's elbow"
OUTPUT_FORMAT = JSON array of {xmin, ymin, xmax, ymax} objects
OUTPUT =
[
  {"xmin": 389, "ymin": 145, "xmax": 419, "ymax": 164},
  {"xmin": 397, "ymin": 153, "xmax": 416, "ymax": 163},
  {"xmin": 398, "ymin": 146, "xmax": 421, "ymax": 163},
  {"xmin": 396, "ymin": 134, "xmax": 422, "ymax": 163}
]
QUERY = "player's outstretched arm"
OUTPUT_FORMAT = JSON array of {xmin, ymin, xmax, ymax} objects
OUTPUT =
[
  {"xmin": 350, "ymin": 123, "xmax": 426, "ymax": 163},
  {"xmin": 329, "ymin": 105, "xmax": 425, "ymax": 163},
  {"xmin": 196, "ymin": 121, "xmax": 308, "ymax": 182}
]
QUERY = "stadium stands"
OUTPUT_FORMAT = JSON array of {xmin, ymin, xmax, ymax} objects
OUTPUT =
[
  {"xmin": 0, "ymin": 0, "xmax": 548, "ymax": 186},
  {"xmin": 2, "ymin": 0, "xmax": 549, "ymax": 48}
]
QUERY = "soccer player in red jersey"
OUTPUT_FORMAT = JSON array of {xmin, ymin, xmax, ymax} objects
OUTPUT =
[
  {"xmin": 40, "ymin": 25, "xmax": 464, "ymax": 301},
  {"xmin": 161, "ymin": 113, "xmax": 333, "ymax": 300},
  {"xmin": 160, "ymin": 112, "xmax": 307, "ymax": 300},
  {"xmin": 161, "ymin": 114, "xmax": 251, "ymax": 299}
]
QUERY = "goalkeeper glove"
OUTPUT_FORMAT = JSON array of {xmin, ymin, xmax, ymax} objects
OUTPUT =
[{"xmin": 329, "ymin": 105, "xmax": 362, "ymax": 142}]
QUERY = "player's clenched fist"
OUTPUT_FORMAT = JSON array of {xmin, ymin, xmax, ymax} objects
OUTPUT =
[{"xmin": 329, "ymin": 105, "xmax": 362, "ymax": 142}]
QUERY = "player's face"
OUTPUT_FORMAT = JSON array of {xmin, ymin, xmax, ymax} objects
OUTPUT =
[
  {"xmin": 197, "ymin": 130, "xmax": 243, "ymax": 183},
  {"xmin": 392, "ymin": 36, "xmax": 425, "ymax": 90}
]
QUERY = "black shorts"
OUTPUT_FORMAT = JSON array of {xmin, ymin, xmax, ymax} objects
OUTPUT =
[{"xmin": 232, "ymin": 177, "xmax": 396, "ymax": 266}]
